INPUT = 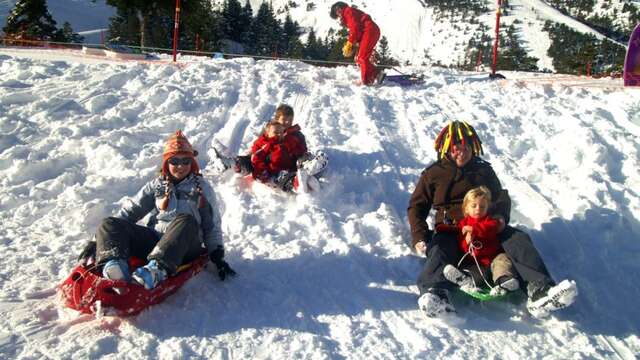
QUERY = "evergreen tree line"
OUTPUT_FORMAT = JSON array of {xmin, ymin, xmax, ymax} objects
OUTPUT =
[
  {"xmin": 545, "ymin": 0, "xmax": 640, "ymax": 42},
  {"xmin": 422, "ymin": 0, "xmax": 488, "ymax": 16},
  {"xmin": 461, "ymin": 22, "xmax": 539, "ymax": 72},
  {"xmin": 107, "ymin": 0, "xmax": 398, "ymax": 65},
  {"xmin": 2, "ymin": 0, "xmax": 83, "ymax": 43},
  {"xmin": 1, "ymin": 0, "xmax": 399, "ymax": 65},
  {"xmin": 543, "ymin": 21, "xmax": 626, "ymax": 75}
]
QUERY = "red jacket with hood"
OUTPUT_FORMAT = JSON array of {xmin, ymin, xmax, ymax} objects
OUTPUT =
[
  {"xmin": 339, "ymin": 6, "xmax": 376, "ymax": 44},
  {"xmin": 282, "ymin": 124, "xmax": 307, "ymax": 159},
  {"xmin": 457, "ymin": 215, "xmax": 503, "ymax": 267},
  {"xmin": 250, "ymin": 128, "xmax": 304, "ymax": 181}
]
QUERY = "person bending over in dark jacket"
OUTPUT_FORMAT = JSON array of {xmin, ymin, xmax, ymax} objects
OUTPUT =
[{"xmin": 408, "ymin": 121, "xmax": 577, "ymax": 318}]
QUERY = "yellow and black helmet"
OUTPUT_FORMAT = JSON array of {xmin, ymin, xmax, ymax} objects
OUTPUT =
[{"xmin": 434, "ymin": 121, "xmax": 484, "ymax": 159}]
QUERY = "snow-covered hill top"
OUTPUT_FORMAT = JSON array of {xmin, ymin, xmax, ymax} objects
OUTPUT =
[
  {"xmin": 0, "ymin": 48, "xmax": 639, "ymax": 358},
  {"xmin": 2, "ymin": 0, "xmax": 637, "ymax": 70}
]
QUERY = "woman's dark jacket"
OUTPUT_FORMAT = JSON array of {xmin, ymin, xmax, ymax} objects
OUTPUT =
[{"xmin": 407, "ymin": 157, "xmax": 511, "ymax": 248}]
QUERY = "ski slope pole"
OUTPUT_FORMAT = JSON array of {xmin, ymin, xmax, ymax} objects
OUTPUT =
[
  {"xmin": 172, "ymin": 0, "xmax": 182, "ymax": 62},
  {"xmin": 491, "ymin": 0, "xmax": 502, "ymax": 77}
]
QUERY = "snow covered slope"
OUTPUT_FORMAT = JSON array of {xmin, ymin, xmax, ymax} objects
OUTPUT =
[{"xmin": 0, "ymin": 48, "xmax": 639, "ymax": 359}]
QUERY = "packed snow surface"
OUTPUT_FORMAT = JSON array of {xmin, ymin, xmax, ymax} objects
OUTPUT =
[{"xmin": 0, "ymin": 48, "xmax": 639, "ymax": 359}]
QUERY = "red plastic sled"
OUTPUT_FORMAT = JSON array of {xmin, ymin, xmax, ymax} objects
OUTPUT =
[{"xmin": 59, "ymin": 253, "xmax": 209, "ymax": 316}]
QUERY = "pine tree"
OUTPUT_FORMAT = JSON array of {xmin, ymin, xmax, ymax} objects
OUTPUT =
[
  {"xmin": 106, "ymin": 0, "xmax": 175, "ymax": 49},
  {"xmin": 60, "ymin": 22, "xmax": 84, "ymax": 43},
  {"xmin": 106, "ymin": 0, "xmax": 220, "ymax": 51},
  {"xmin": 221, "ymin": 0, "xmax": 244, "ymax": 42},
  {"xmin": 180, "ymin": 1, "xmax": 221, "ymax": 52},
  {"xmin": 281, "ymin": 14, "xmax": 302, "ymax": 57},
  {"xmin": 376, "ymin": 36, "xmax": 399, "ymax": 66},
  {"xmin": 249, "ymin": 2, "xmax": 280, "ymax": 56},
  {"xmin": 303, "ymin": 28, "xmax": 320, "ymax": 59},
  {"xmin": 326, "ymin": 28, "xmax": 349, "ymax": 62},
  {"xmin": 239, "ymin": 1, "xmax": 253, "ymax": 44},
  {"xmin": 2, "ymin": 0, "xmax": 60, "ymax": 40},
  {"xmin": 498, "ymin": 25, "xmax": 539, "ymax": 72}
]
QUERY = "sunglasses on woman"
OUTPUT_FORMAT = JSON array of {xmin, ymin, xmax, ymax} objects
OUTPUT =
[{"xmin": 168, "ymin": 157, "xmax": 192, "ymax": 166}]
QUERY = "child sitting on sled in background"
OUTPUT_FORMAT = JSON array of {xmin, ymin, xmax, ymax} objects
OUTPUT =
[
  {"xmin": 227, "ymin": 104, "xmax": 308, "ymax": 176},
  {"xmin": 251, "ymin": 121, "xmax": 293, "ymax": 182},
  {"xmin": 214, "ymin": 104, "xmax": 328, "ymax": 193},
  {"xmin": 78, "ymin": 130, "xmax": 236, "ymax": 290},
  {"xmin": 443, "ymin": 186, "xmax": 519, "ymax": 296},
  {"xmin": 248, "ymin": 121, "xmax": 322, "ymax": 193}
]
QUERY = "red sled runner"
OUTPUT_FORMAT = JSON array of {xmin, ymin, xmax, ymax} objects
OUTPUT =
[{"xmin": 59, "ymin": 253, "xmax": 208, "ymax": 316}]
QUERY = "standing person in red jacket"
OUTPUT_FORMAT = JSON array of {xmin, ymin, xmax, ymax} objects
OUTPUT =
[
  {"xmin": 442, "ymin": 186, "xmax": 520, "ymax": 297},
  {"xmin": 330, "ymin": 2, "xmax": 383, "ymax": 86}
]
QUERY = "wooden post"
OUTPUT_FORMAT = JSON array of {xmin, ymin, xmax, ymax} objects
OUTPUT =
[
  {"xmin": 172, "ymin": 0, "xmax": 181, "ymax": 62},
  {"xmin": 491, "ymin": 0, "xmax": 502, "ymax": 77}
]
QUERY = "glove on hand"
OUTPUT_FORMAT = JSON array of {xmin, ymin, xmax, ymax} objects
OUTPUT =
[
  {"xmin": 77, "ymin": 240, "xmax": 97, "ymax": 264},
  {"xmin": 342, "ymin": 41, "xmax": 354, "ymax": 57},
  {"xmin": 210, "ymin": 246, "xmax": 237, "ymax": 281}
]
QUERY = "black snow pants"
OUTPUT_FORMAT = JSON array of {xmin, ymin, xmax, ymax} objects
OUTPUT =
[
  {"xmin": 416, "ymin": 225, "xmax": 554, "ymax": 295},
  {"xmin": 95, "ymin": 214, "xmax": 203, "ymax": 275}
]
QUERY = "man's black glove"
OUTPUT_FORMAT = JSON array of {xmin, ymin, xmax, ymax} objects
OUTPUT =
[
  {"xmin": 77, "ymin": 240, "xmax": 97, "ymax": 264},
  {"xmin": 209, "ymin": 246, "xmax": 237, "ymax": 281}
]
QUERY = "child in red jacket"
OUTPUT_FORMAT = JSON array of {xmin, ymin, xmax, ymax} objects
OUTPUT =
[
  {"xmin": 250, "ymin": 122, "xmax": 296, "ymax": 182},
  {"xmin": 214, "ymin": 104, "xmax": 328, "ymax": 193},
  {"xmin": 274, "ymin": 104, "xmax": 308, "ymax": 160},
  {"xmin": 443, "ymin": 186, "xmax": 520, "ymax": 296},
  {"xmin": 330, "ymin": 2, "xmax": 383, "ymax": 86}
]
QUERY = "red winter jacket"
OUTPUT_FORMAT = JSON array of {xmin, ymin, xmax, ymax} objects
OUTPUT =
[
  {"xmin": 250, "ymin": 133, "xmax": 298, "ymax": 181},
  {"xmin": 339, "ymin": 6, "xmax": 377, "ymax": 44},
  {"xmin": 282, "ymin": 125, "xmax": 307, "ymax": 159},
  {"xmin": 457, "ymin": 215, "xmax": 503, "ymax": 267}
]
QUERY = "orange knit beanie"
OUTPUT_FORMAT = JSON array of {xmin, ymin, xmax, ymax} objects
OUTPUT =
[{"xmin": 161, "ymin": 130, "xmax": 200, "ymax": 177}]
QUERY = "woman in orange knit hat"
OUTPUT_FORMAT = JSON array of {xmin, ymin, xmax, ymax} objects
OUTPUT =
[{"xmin": 83, "ymin": 130, "xmax": 235, "ymax": 290}]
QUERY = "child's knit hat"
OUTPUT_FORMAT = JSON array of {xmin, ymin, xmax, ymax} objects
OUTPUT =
[{"xmin": 161, "ymin": 130, "xmax": 200, "ymax": 177}]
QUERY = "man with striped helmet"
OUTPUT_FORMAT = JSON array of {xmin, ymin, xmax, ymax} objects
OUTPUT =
[{"xmin": 408, "ymin": 121, "xmax": 577, "ymax": 318}]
